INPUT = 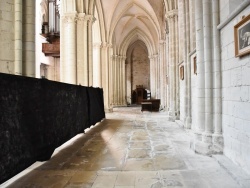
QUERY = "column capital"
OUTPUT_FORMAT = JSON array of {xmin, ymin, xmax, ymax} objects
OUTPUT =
[
  {"xmin": 85, "ymin": 15, "xmax": 96, "ymax": 23},
  {"xmin": 119, "ymin": 55, "xmax": 126, "ymax": 61},
  {"xmin": 61, "ymin": 13, "xmax": 77, "ymax": 23},
  {"xmin": 148, "ymin": 54, "xmax": 158, "ymax": 60},
  {"xmin": 93, "ymin": 42, "xmax": 102, "ymax": 48},
  {"xmin": 101, "ymin": 42, "xmax": 112, "ymax": 48},
  {"xmin": 166, "ymin": 9, "xmax": 178, "ymax": 20},
  {"xmin": 77, "ymin": 13, "xmax": 86, "ymax": 21},
  {"xmin": 159, "ymin": 40, "xmax": 166, "ymax": 44}
]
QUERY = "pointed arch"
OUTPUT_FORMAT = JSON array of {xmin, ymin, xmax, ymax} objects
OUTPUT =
[
  {"xmin": 119, "ymin": 28, "xmax": 156, "ymax": 57},
  {"xmin": 95, "ymin": 0, "xmax": 107, "ymax": 43}
]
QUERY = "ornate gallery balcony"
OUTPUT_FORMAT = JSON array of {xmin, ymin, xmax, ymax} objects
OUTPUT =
[{"xmin": 42, "ymin": 42, "xmax": 60, "ymax": 57}]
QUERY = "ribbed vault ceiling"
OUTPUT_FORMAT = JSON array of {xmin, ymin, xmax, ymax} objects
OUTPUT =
[{"xmin": 101, "ymin": 0, "xmax": 166, "ymax": 55}]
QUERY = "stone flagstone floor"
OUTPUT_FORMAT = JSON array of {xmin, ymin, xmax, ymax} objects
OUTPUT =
[{"xmin": 1, "ymin": 107, "xmax": 249, "ymax": 188}]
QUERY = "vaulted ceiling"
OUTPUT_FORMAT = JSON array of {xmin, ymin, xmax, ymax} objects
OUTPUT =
[{"xmin": 100, "ymin": 0, "xmax": 168, "ymax": 55}]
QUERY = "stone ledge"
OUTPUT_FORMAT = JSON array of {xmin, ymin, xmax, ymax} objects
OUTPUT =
[
  {"xmin": 175, "ymin": 120, "xmax": 184, "ymax": 128},
  {"xmin": 213, "ymin": 155, "xmax": 250, "ymax": 188}
]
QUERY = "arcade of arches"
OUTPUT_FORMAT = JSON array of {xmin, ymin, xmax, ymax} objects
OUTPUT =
[{"xmin": 1, "ymin": 0, "xmax": 250, "ymax": 183}]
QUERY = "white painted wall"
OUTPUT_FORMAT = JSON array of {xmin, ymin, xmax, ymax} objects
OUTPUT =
[{"xmin": 220, "ymin": 4, "xmax": 250, "ymax": 174}]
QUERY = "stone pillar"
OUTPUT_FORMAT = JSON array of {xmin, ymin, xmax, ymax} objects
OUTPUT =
[
  {"xmin": 126, "ymin": 57, "xmax": 131, "ymax": 104},
  {"xmin": 14, "ymin": 0, "xmax": 22, "ymax": 75},
  {"xmin": 122, "ymin": 56, "xmax": 126, "ymax": 105},
  {"xmin": 111, "ymin": 55, "xmax": 126, "ymax": 106},
  {"xmin": 193, "ymin": 0, "xmax": 205, "ymax": 141},
  {"xmin": 87, "ymin": 15, "xmax": 95, "ymax": 86},
  {"xmin": 183, "ymin": 0, "xmax": 192, "ymax": 129},
  {"xmin": 174, "ymin": 11, "xmax": 180, "ymax": 119},
  {"xmin": 149, "ymin": 55, "xmax": 158, "ymax": 98},
  {"xmin": 117, "ymin": 56, "xmax": 121, "ymax": 105},
  {"xmin": 22, "ymin": 0, "xmax": 35, "ymax": 77},
  {"xmin": 167, "ymin": 10, "xmax": 178, "ymax": 121},
  {"xmin": 61, "ymin": 13, "xmax": 77, "ymax": 84},
  {"xmin": 202, "ymin": 0, "xmax": 213, "ymax": 144},
  {"xmin": 93, "ymin": 43, "xmax": 101, "ymax": 87},
  {"xmin": 76, "ymin": 13, "xmax": 85, "ymax": 85},
  {"xmin": 113, "ymin": 55, "xmax": 118, "ymax": 105},
  {"xmin": 101, "ymin": 42, "xmax": 111, "ymax": 111},
  {"xmin": 155, "ymin": 54, "xmax": 160, "ymax": 99},
  {"xmin": 159, "ymin": 40, "xmax": 167, "ymax": 108},
  {"xmin": 149, "ymin": 55, "xmax": 156, "ymax": 98},
  {"xmin": 212, "ymin": 0, "xmax": 223, "ymax": 152},
  {"xmin": 166, "ymin": 33, "xmax": 170, "ymax": 110}
]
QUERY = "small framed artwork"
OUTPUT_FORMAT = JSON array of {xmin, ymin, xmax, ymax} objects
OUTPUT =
[
  {"xmin": 234, "ymin": 14, "xmax": 250, "ymax": 57},
  {"xmin": 180, "ymin": 66, "xmax": 184, "ymax": 80},
  {"xmin": 193, "ymin": 56, "xmax": 197, "ymax": 75}
]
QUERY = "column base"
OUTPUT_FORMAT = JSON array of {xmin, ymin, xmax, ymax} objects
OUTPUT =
[
  {"xmin": 105, "ymin": 107, "xmax": 113, "ymax": 113},
  {"xmin": 191, "ymin": 132, "xmax": 223, "ymax": 156},
  {"xmin": 212, "ymin": 133, "xmax": 224, "ymax": 154},
  {"xmin": 191, "ymin": 139, "xmax": 213, "ymax": 156},
  {"xmin": 168, "ymin": 111, "xmax": 178, "ymax": 121},
  {"xmin": 184, "ymin": 116, "xmax": 191, "ymax": 129},
  {"xmin": 202, "ymin": 132, "xmax": 212, "ymax": 143}
]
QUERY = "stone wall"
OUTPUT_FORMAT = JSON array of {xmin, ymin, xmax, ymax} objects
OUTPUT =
[
  {"xmin": 220, "ymin": 4, "xmax": 250, "ymax": 174},
  {"xmin": 0, "ymin": 0, "xmax": 14, "ymax": 74},
  {"xmin": 131, "ymin": 44, "xmax": 150, "ymax": 90}
]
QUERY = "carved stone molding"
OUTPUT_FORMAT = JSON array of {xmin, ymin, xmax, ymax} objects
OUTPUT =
[
  {"xmin": 93, "ymin": 43, "xmax": 102, "ymax": 48},
  {"xmin": 148, "ymin": 54, "xmax": 158, "ymax": 60},
  {"xmin": 101, "ymin": 42, "xmax": 112, "ymax": 49},
  {"xmin": 77, "ymin": 13, "xmax": 86, "ymax": 22},
  {"xmin": 159, "ymin": 40, "xmax": 166, "ymax": 44},
  {"xmin": 61, "ymin": 13, "xmax": 77, "ymax": 23},
  {"xmin": 166, "ymin": 9, "xmax": 178, "ymax": 20},
  {"xmin": 85, "ymin": 15, "xmax": 96, "ymax": 24}
]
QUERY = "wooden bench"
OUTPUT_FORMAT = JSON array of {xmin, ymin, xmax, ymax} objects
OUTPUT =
[
  {"xmin": 141, "ymin": 99, "xmax": 160, "ymax": 112},
  {"xmin": 141, "ymin": 102, "xmax": 152, "ymax": 112}
]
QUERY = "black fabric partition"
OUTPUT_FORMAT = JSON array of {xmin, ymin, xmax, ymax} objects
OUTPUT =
[
  {"xmin": 0, "ymin": 73, "xmax": 105, "ymax": 184},
  {"xmin": 87, "ymin": 87, "xmax": 105, "ymax": 126}
]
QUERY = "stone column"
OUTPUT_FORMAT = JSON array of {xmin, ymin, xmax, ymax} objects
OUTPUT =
[
  {"xmin": 166, "ymin": 33, "xmax": 170, "ymax": 110},
  {"xmin": 14, "ymin": 0, "xmax": 22, "ymax": 75},
  {"xmin": 212, "ymin": 0, "xmax": 223, "ymax": 152},
  {"xmin": 149, "ymin": 55, "xmax": 156, "ymax": 98},
  {"xmin": 159, "ymin": 41, "xmax": 163, "ymax": 106},
  {"xmin": 93, "ymin": 43, "xmax": 101, "ymax": 87},
  {"xmin": 117, "ymin": 56, "xmax": 121, "ymax": 105},
  {"xmin": 61, "ymin": 13, "xmax": 77, "ymax": 84},
  {"xmin": 203, "ymin": 0, "xmax": 213, "ymax": 144},
  {"xmin": 194, "ymin": 0, "xmax": 205, "ymax": 140},
  {"xmin": 22, "ymin": 0, "xmax": 35, "ymax": 77},
  {"xmin": 183, "ymin": 0, "xmax": 192, "ymax": 129},
  {"xmin": 122, "ymin": 56, "xmax": 126, "ymax": 105},
  {"xmin": 76, "ymin": 13, "xmax": 85, "ymax": 85},
  {"xmin": 159, "ymin": 40, "xmax": 167, "ymax": 108},
  {"xmin": 126, "ymin": 56, "xmax": 131, "ymax": 104},
  {"xmin": 155, "ymin": 55, "xmax": 160, "ymax": 99},
  {"xmin": 167, "ymin": 10, "xmax": 178, "ymax": 121},
  {"xmin": 101, "ymin": 42, "xmax": 111, "ymax": 111},
  {"xmin": 174, "ymin": 12, "xmax": 180, "ymax": 119},
  {"xmin": 87, "ymin": 15, "xmax": 95, "ymax": 86},
  {"xmin": 113, "ymin": 55, "xmax": 118, "ymax": 105},
  {"xmin": 82, "ymin": 16, "xmax": 89, "ymax": 85}
]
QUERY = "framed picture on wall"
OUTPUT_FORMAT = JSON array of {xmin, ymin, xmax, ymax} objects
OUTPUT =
[
  {"xmin": 180, "ymin": 66, "xmax": 184, "ymax": 80},
  {"xmin": 193, "ymin": 56, "xmax": 197, "ymax": 75},
  {"xmin": 234, "ymin": 14, "xmax": 250, "ymax": 57}
]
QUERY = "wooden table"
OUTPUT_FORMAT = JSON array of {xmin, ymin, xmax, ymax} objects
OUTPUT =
[
  {"xmin": 141, "ymin": 99, "xmax": 160, "ymax": 112},
  {"xmin": 141, "ymin": 101, "xmax": 153, "ymax": 112}
]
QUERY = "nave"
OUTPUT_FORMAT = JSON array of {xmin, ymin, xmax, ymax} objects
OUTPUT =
[{"xmin": 2, "ymin": 107, "xmax": 249, "ymax": 188}]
